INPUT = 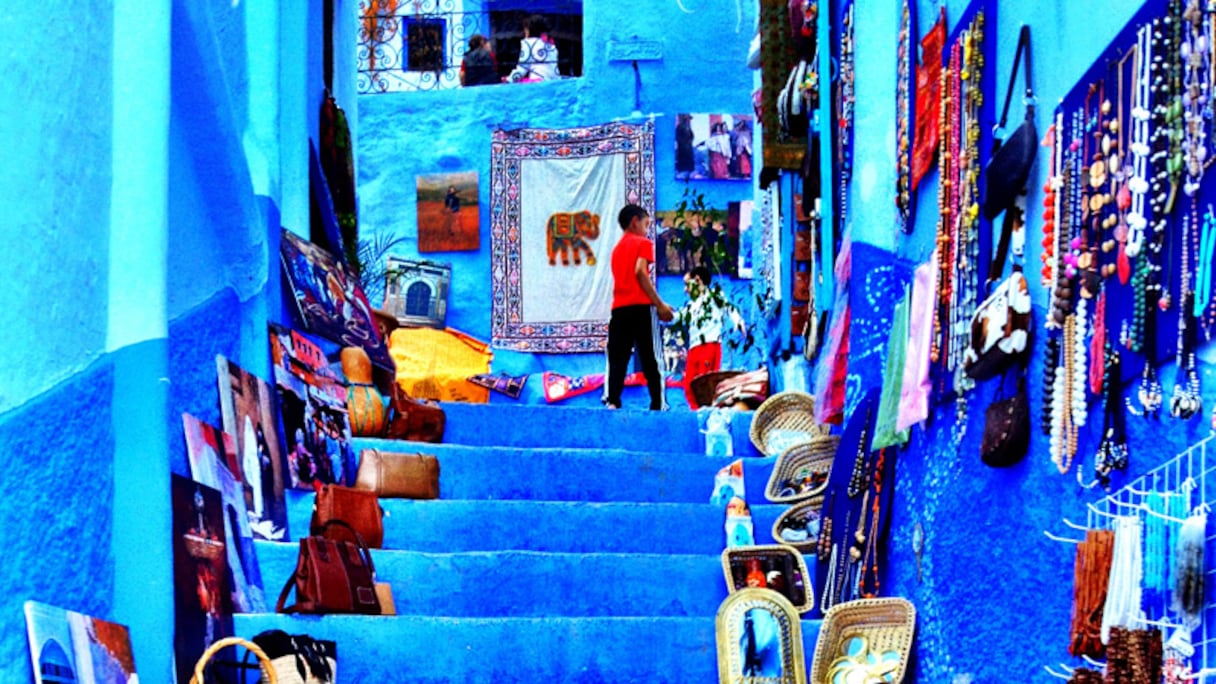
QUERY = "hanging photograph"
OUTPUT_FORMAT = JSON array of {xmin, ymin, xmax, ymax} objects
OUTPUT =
[
  {"xmin": 417, "ymin": 171, "xmax": 480, "ymax": 253},
  {"xmin": 171, "ymin": 474, "xmax": 233, "ymax": 684},
  {"xmin": 268, "ymin": 323, "xmax": 357, "ymax": 490},
  {"xmin": 279, "ymin": 228, "xmax": 394, "ymax": 370},
  {"xmin": 675, "ymin": 113, "xmax": 754, "ymax": 181},
  {"xmin": 384, "ymin": 256, "xmax": 451, "ymax": 328},
  {"xmin": 24, "ymin": 601, "xmax": 138, "ymax": 684},
  {"xmin": 182, "ymin": 413, "xmax": 268, "ymax": 613},
  {"xmin": 652, "ymin": 204, "xmax": 741, "ymax": 278},
  {"xmin": 215, "ymin": 355, "xmax": 289, "ymax": 541}
]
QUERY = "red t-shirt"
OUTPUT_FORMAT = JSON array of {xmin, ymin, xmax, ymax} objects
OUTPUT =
[{"xmin": 611, "ymin": 231, "xmax": 656, "ymax": 309}]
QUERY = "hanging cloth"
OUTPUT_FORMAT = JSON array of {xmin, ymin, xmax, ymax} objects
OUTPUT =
[{"xmin": 910, "ymin": 9, "xmax": 947, "ymax": 191}]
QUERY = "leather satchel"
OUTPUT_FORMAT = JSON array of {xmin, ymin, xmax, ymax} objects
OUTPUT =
[
  {"xmin": 981, "ymin": 371, "xmax": 1030, "ymax": 467},
  {"xmin": 963, "ymin": 207, "xmax": 1033, "ymax": 381},
  {"xmin": 983, "ymin": 25, "xmax": 1037, "ymax": 220},
  {"xmin": 354, "ymin": 449, "xmax": 440, "ymax": 499},
  {"xmin": 386, "ymin": 383, "xmax": 446, "ymax": 443},
  {"xmin": 247, "ymin": 629, "xmax": 337, "ymax": 684},
  {"xmin": 276, "ymin": 520, "xmax": 381, "ymax": 615},
  {"xmin": 310, "ymin": 484, "xmax": 384, "ymax": 549}
]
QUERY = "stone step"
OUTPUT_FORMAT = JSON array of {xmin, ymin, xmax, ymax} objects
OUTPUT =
[
  {"xmin": 286, "ymin": 494, "xmax": 788, "ymax": 553},
  {"xmin": 257, "ymin": 542, "xmax": 729, "ymax": 617},
  {"xmin": 428, "ymin": 402, "xmax": 761, "ymax": 456},
  {"xmin": 234, "ymin": 613, "xmax": 822, "ymax": 684},
  {"xmin": 347, "ymin": 439, "xmax": 778, "ymax": 503}
]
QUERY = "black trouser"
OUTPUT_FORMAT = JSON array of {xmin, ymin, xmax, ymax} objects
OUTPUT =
[{"xmin": 606, "ymin": 304, "xmax": 664, "ymax": 410}]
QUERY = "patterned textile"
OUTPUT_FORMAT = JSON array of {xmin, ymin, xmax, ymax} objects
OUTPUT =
[
  {"xmin": 491, "ymin": 121, "xmax": 656, "ymax": 352},
  {"xmin": 468, "ymin": 372, "xmax": 528, "ymax": 399},
  {"xmin": 389, "ymin": 327, "xmax": 493, "ymax": 403}
]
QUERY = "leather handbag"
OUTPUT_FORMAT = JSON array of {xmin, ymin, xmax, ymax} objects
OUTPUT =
[
  {"xmin": 983, "ymin": 25, "xmax": 1037, "ymax": 220},
  {"xmin": 963, "ymin": 209, "xmax": 1033, "ymax": 381},
  {"xmin": 794, "ymin": 230, "xmax": 813, "ymax": 262},
  {"xmin": 354, "ymin": 449, "xmax": 440, "ymax": 499},
  {"xmin": 276, "ymin": 520, "xmax": 381, "ymax": 615},
  {"xmin": 981, "ymin": 371, "xmax": 1030, "ymax": 467},
  {"xmin": 310, "ymin": 484, "xmax": 384, "ymax": 549},
  {"xmin": 713, "ymin": 368, "xmax": 770, "ymax": 409},
  {"xmin": 793, "ymin": 270, "xmax": 811, "ymax": 302},
  {"xmin": 246, "ymin": 630, "xmax": 337, "ymax": 684},
  {"xmin": 386, "ymin": 384, "xmax": 446, "ymax": 443}
]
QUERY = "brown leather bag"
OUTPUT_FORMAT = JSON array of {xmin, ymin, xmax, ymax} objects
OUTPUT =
[
  {"xmin": 386, "ymin": 384, "xmax": 446, "ymax": 443},
  {"xmin": 276, "ymin": 519, "xmax": 381, "ymax": 615},
  {"xmin": 310, "ymin": 484, "xmax": 384, "ymax": 549},
  {"xmin": 793, "ymin": 270, "xmax": 811, "ymax": 302},
  {"xmin": 354, "ymin": 449, "xmax": 440, "ymax": 499}
]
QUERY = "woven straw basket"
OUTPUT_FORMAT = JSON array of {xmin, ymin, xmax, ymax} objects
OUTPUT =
[
  {"xmin": 811, "ymin": 598, "xmax": 916, "ymax": 684},
  {"xmin": 770, "ymin": 495, "xmax": 825, "ymax": 554},
  {"xmin": 189, "ymin": 636, "xmax": 278, "ymax": 684},
  {"xmin": 764, "ymin": 435, "xmax": 841, "ymax": 503},
  {"xmin": 750, "ymin": 392, "xmax": 829, "ymax": 456},
  {"xmin": 689, "ymin": 370, "xmax": 745, "ymax": 408},
  {"xmin": 720, "ymin": 544, "xmax": 815, "ymax": 613}
]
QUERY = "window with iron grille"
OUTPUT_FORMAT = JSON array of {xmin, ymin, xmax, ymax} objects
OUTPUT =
[{"xmin": 404, "ymin": 16, "xmax": 446, "ymax": 71}]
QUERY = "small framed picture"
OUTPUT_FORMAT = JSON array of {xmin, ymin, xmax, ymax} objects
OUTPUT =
[{"xmin": 384, "ymin": 257, "xmax": 452, "ymax": 328}]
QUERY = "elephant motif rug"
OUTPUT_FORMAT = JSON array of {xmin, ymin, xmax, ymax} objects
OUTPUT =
[{"xmin": 490, "ymin": 121, "xmax": 656, "ymax": 352}]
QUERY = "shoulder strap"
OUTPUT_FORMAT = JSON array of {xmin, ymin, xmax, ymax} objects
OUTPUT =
[
  {"xmin": 997, "ymin": 25, "xmax": 1033, "ymax": 132},
  {"xmin": 988, "ymin": 206, "xmax": 1020, "ymax": 287}
]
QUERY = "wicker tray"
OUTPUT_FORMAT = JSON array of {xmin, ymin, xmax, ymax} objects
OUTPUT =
[
  {"xmin": 810, "ymin": 598, "xmax": 916, "ymax": 684},
  {"xmin": 750, "ymin": 391, "xmax": 829, "ymax": 456},
  {"xmin": 189, "ymin": 637, "xmax": 277, "ymax": 684},
  {"xmin": 689, "ymin": 370, "xmax": 745, "ymax": 408},
  {"xmin": 771, "ymin": 495, "xmax": 825, "ymax": 554},
  {"xmin": 721, "ymin": 545, "xmax": 815, "ymax": 614},
  {"xmin": 764, "ymin": 436, "xmax": 840, "ymax": 503}
]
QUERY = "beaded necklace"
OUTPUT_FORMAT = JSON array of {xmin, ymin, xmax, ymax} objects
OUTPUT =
[
  {"xmin": 1042, "ymin": 118, "xmax": 1061, "ymax": 290},
  {"xmin": 931, "ymin": 52, "xmax": 955, "ymax": 365},
  {"xmin": 1127, "ymin": 25, "xmax": 1152, "ymax": 260},
  {"xmin": 1181, "ymin": 0, "xmax": 1211, "ymax": 197},
  {"xmin": 858, "ymin": 449, "xmax": 886, "ymax": 599},
  {"xmin": 896, "ymin": 0, "xmax": 913, "ymax": 229},
  {"xmin": 951, "ymin": 18, "xmax": 984, "ymax": 427},
  {"xmin": 1166, "ymin": 0, "xmax": 1187, "ymax": 212},
  {"xmin": 1043, "ymin": 334, "xmax": 1061, "ymax": 436},
  {"xmin": 1172, "ymin": 199, "xmax": 1203, "ymax": 419},
  {"xmin": 838, "ymin": 1, "xmax": 856, "ymax": 231},
  {"xmin": 1095, "ymin": 345, "xmax": 1129, "ymax": 487},
  {"xmin": 1113, "ymin": 48, "xmax": 1135, "ymax": 284}
]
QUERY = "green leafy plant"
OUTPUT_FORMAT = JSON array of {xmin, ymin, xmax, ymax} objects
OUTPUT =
[
  {"xmin": 350, "ymin": 228, "xmax": 409, "ymax": 308},
  {"xmin": 670, "ymin": 188, "xmax": 733, "ymax": 277}
]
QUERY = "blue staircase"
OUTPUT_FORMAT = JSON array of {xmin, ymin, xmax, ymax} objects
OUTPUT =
[{"xmin": 236, "ymin": 404, "xmax": 822, "ymax": 682}]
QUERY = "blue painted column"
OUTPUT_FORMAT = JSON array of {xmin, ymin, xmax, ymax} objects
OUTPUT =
[{"xmin": 110, "ymin": 0, "xmax": 172, "ymax": 681}]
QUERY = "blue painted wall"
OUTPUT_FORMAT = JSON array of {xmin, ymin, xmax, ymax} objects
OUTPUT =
[
  {"xmin": 356, "ymin": 0, "xmax": 759, "ymax": 404},
  {"xmin": 843, "ymin": 1, "xmax": 1183, "ymax": 682}
]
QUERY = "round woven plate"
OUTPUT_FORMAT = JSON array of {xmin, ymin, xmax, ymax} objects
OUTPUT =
[
  {"xmin": 811, "ymin": 598, "xmax": 917, "ymax": 684},
  {"xmin": 749, "ymin": 391, "xmax": 829, "ymax": 455},
  {"xmin": 764, "ymin": 435, "xmax": 840, "ymax": 503}
]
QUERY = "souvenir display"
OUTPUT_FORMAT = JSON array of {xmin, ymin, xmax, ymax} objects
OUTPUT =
[
  {"xmin": 895, "ymin": 0, "xmax": 916, "ymax": 230},
  {"xmin": 171, "ymin": 474, "xmax": 233, "ymax": 684}
]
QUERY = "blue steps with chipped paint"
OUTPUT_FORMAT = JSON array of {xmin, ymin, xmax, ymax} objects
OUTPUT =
[
  {"xmin": 240, "ymin": 402, "xmax": 823, "ymax": 682},
  {"xmin": 256, "ymin": 542, "xmax": 727, "ymax": 617},
  {"xmin": 426, "ymin": 402, "xmax": 762, "ymax": 457},
  {"xmin": 349, "ymin": 438, "xmax": 775, "ymax": 503},
  {"xmin": 284, "ymin": 492, "xmax": 788, "ymax": 553}
]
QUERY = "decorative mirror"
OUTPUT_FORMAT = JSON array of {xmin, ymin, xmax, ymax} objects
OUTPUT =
[
  {"xmin": 384, "ymin": 256, "xmax": 451, "ymax": 329},
  {"xmin": 715, "ymin": 588, "xmax": 808, "ymax": 684}
]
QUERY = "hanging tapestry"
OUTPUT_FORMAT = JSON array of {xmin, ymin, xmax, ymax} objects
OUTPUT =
[{"xmin": 490, "ymin": 121, "xmax": 656, "ymax": 352}]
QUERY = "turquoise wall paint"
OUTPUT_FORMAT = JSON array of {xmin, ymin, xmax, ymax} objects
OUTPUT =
[
  {"xmin": 357, "ymin": 0, "xmax": 759, "ymax": 392},
  {"xmin": 842, "ymin": 2, "xmax": 1177, "ymax": 682},
  {"xmin": 0, "ymin": 3, "xmax": 113, "ymax": 414}
]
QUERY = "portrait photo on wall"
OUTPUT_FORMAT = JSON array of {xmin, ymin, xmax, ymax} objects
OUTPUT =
[
  {"xmin": 417, "ymin": 171, "xmax": 480, "ymax": 253},
  {"xmin": 653, "ymin": 202, "xmax": 742, "ymax": 278},
  {"xmin": 279, "ymin": 228, "xmax": 394, "ymax": 370},
  {"xmin": 268, "ymin": 323, "xmax": 357, "ymax": 490},
  {"xmin": 215, "ymin": 355, "xmax": 289, "ymax": 542},
  {"xmin": 674, "ymin": 113, "xmax": 754, "ymax": 181}
]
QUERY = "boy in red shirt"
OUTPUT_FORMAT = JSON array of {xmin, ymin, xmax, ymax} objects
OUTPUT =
[{"xmin": 604, "ymin": 204, "xmax": 675, "ymax": 410}]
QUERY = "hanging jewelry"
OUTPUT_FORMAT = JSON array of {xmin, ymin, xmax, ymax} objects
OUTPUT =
[
  {"xmin": 1181, "ymin": 0, "xmax": 1211, "ymax": 196},
  {"xmin": 896, "ymin": 0, "xmax": 913, "ymax": 230},
  {"xmin": 1127, "ymin": 25, "xmax": 1152, "ymax": 260},
  {"xmin": 1095, "ymin": 345, "xmax": 1129, "ymax": 487}
]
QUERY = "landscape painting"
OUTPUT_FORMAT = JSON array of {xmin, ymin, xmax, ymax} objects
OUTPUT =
[{"xmin": 417, "ymin": 171, "xmax": 479, "ymax": 253}]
